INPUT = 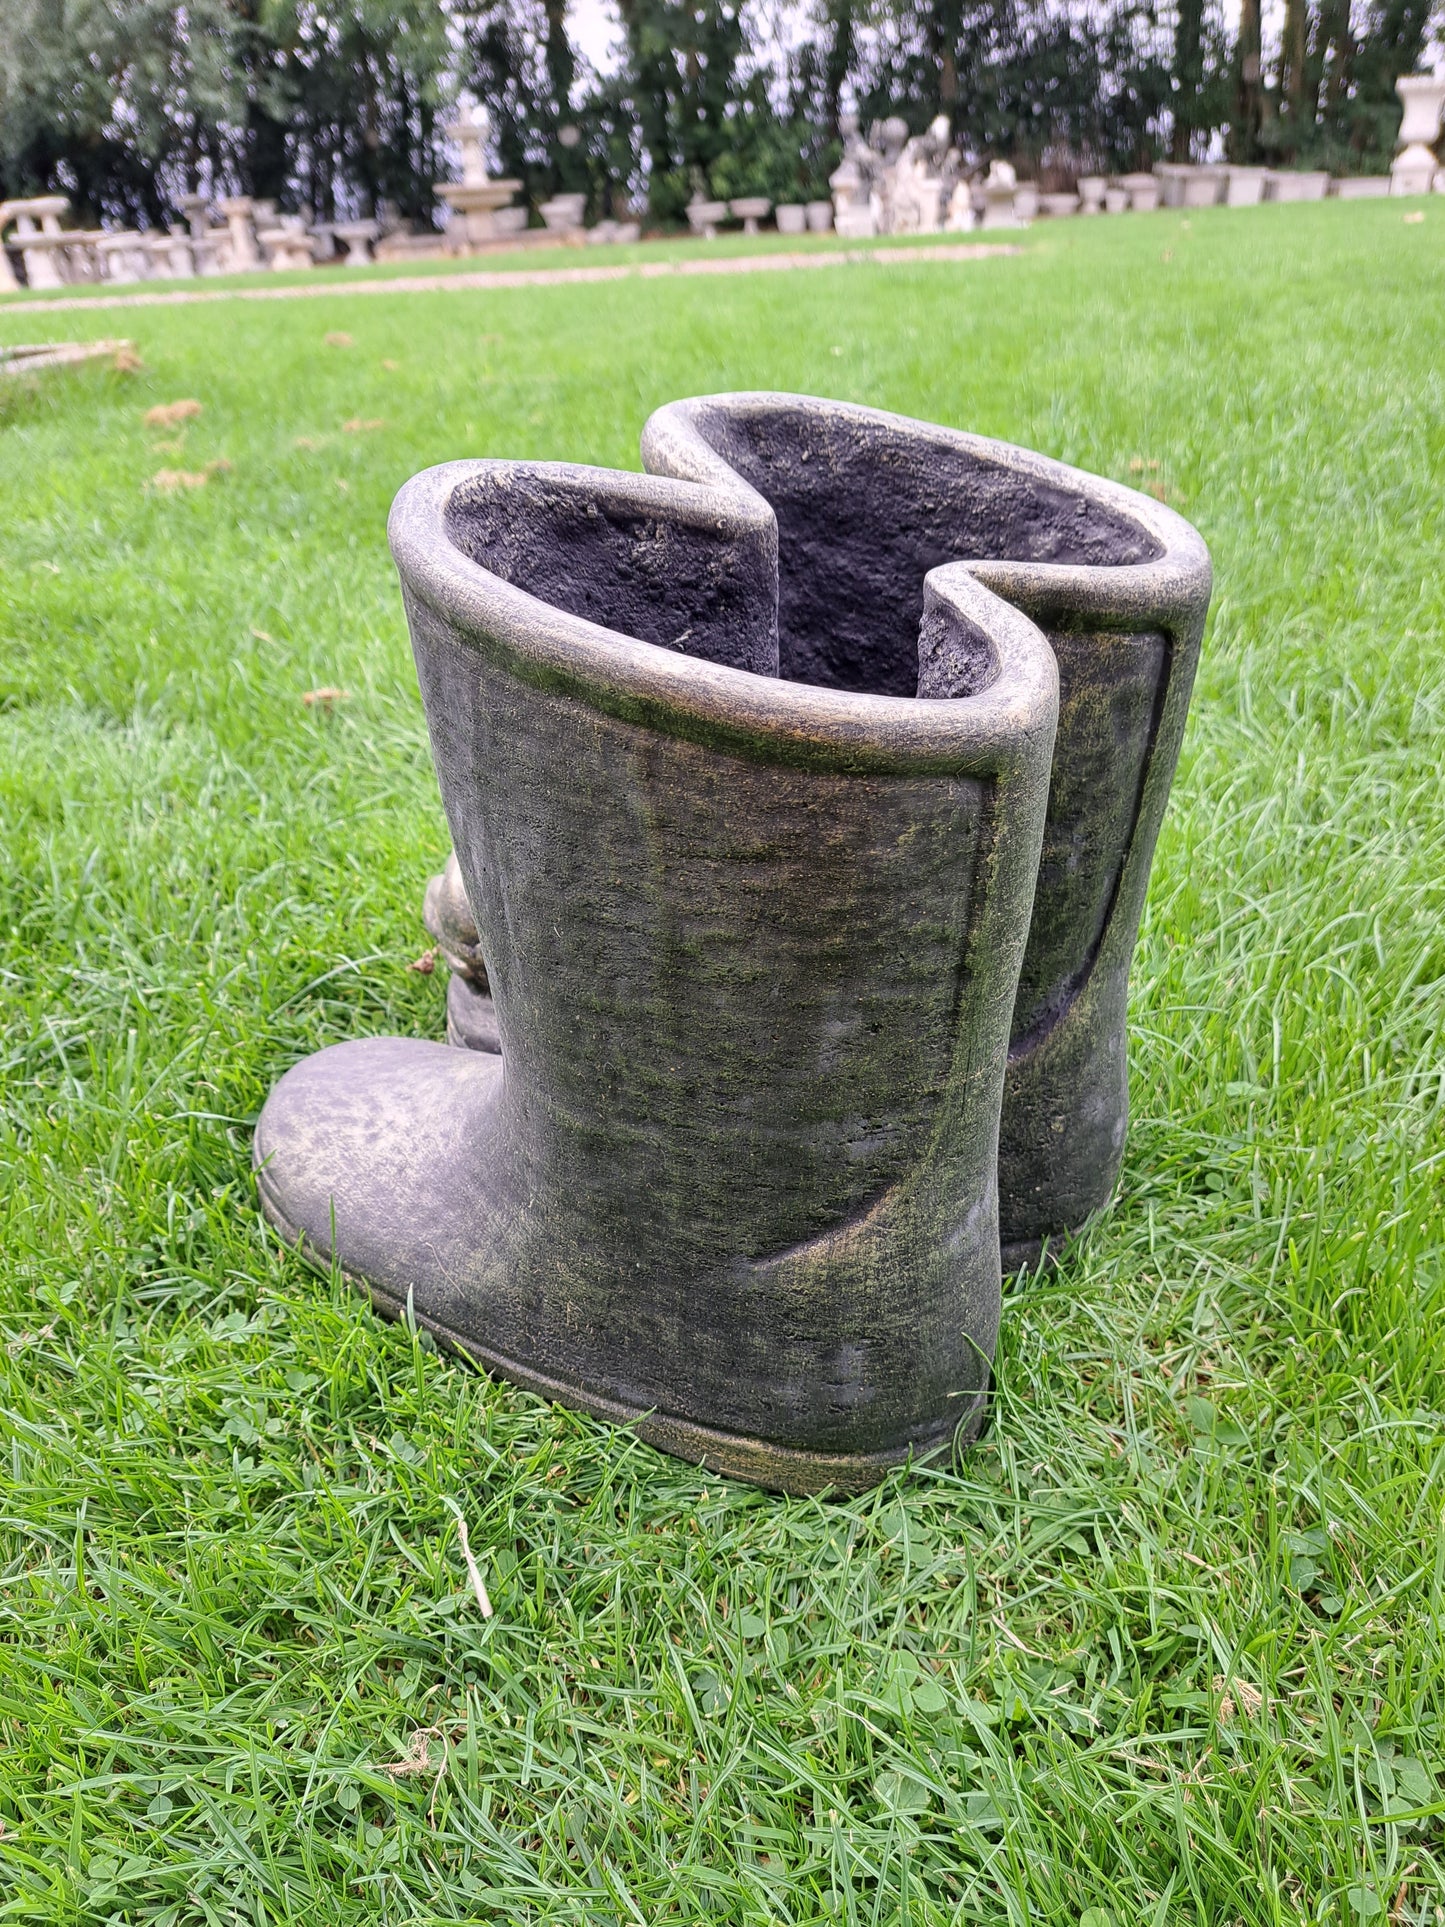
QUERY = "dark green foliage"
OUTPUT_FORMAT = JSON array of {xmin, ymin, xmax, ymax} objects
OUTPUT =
[
  {"xmin": 0, "ymin": 0, "xmax": 1441, "ymax": 228},
  {"xmin": 0, "ymin": 0, "xmax": 452, "ymax": 226},
  {"xmin": 244, "ymin": 1, "xmax": 453, "ymax": 221}
]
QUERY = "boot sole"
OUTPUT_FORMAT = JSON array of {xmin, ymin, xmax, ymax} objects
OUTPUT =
[{"xmin": 258, "ymin": 1171, "xmax": 988, "ymax": 1498}]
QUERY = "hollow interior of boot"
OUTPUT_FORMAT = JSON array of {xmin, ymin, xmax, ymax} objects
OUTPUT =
[
  {"xmin": 687, "ymin": 400, "xmax": 1164, "ymax": 695},
  {"xmin": 443, "ymin": 412, "xmax": 1161, "ymax": 703},
  {"xmin": 444, "ymin": 468, "xmax": 780, "ymax": 678}
]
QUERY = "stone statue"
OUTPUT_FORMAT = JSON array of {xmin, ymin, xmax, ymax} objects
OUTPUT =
[
  {"xmin": 890, "ymin": 115, "xmax": 955, "ymax": 234},
  {"xmin": 829, "ymin": 111, "xmax": 881, "ymax": 237}
]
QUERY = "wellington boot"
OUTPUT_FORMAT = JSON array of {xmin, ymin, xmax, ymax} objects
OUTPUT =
[
  {"xmin": 637, "ymin": 396, "xmax": 1212, "ymax": 1268},
  {"xmin": 427, "ymin": 398, "xmax": 1212, "ymax": 1272},
  {"xmin": 255, "ymin": 438, "xmax": 1058, "ymax": 1493}
]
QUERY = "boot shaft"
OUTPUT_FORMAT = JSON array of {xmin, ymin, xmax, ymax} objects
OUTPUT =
[
  {"xmin": 640, "ymin": 396, "xmax": 1212, "ymax": 1253},
  {"xmin": 392, "ymin": 459, "xmax": 1057, "ymax": 1282}
]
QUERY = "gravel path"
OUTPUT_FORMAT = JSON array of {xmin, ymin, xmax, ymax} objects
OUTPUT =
[{"xmin": 0, "ymin": 241, "xmax": 1019, "ymax": 316}]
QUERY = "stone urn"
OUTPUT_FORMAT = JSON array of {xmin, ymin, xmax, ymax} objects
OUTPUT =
[
  {"xmin": 1121, "ymin": 172, "xmax": 1161, "ymax": 212},
  {"xmin": 1039, "ymin": 192, "xmax": 1080, "ymax": 219},
  {"xmin": 775, "ymin": 204, "xmax": 807, "ymax": 235},
  {"xmin": 255, "ymin": 395, "xmax": 1210, "ymax": 1491},
  {"xmin": 1077, "ymin": 175, "xmax": 1106, "ymax": 215},
  {"xmin": 1223, "ymin": 166, "xmax": 1269, "ymax": 207},
  {"xmin": 1392, "ymin": 73, "xmax": 1445, "ymax": 194},
  {"xmin": 1264, "ymin": 170, "xmax": 1329, "ymax": 203},
  {"xmin": 805, "ymin": 199, "xmax": 834, "ymax": 232},
  {"xmin": 539, "ymin": 193, "xmax": 587, "ymax": 234},
  {"xmin": 729, "ymin": 196, "xmax": 772, "ymax": 235},
  {"xmin": 685, "ymin": 198, "xmax": 729, "ymax": 238},
  {"xmin": 1181, "ymin": 167, "xmax": 1225, "ymax": 208}
]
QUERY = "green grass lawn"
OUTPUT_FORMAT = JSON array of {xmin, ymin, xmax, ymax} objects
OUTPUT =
[{"xmin": 1, "ymin": 200, "xmax": 1442, "ymax": 1924}]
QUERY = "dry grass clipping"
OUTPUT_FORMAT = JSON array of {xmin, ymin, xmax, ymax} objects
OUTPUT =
[
  {"xmin": 143, "ymin": 399, "xmax": 203, "ymax": 428},
  {"xmin": 148, "ymin": 458, "xmax": 230, "ymax": 493}
]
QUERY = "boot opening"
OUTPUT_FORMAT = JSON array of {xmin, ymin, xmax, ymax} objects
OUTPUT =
[
  {"xmin": 445, "ymin": 467, "xmax": 779, "ymax": 678},
  {"xmin": 684, "ymin": 401, "xmax": 1162, "ymax": 697}
]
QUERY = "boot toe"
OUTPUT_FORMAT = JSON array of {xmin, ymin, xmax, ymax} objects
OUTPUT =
[{"xmin": 254, "ymin": 1036, "xmax": 503, "ymax": 1300}]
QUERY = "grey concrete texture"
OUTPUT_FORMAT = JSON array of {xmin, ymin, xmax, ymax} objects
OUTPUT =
[{"xmin": 253, "ymin": 393, "xmax": 1210, "ymax": 1493}]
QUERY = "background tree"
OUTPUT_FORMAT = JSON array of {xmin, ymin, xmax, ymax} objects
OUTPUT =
[
  {"xmin": 2, "ymin": 0, "xmax": 1443, "ymax": 236},
  {"xmin": 0, "ymin": 0, "xmax": 243, "ymax": 224}
]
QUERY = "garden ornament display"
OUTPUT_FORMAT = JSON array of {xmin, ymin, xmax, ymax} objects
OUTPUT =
[
  {"xmin": 254, "ymin": 394, "xmax": 1210, "ymax": 1492},
  {"xmin": 427, "ymin": 396, "xmax": 1213, "ymax": 1270}
]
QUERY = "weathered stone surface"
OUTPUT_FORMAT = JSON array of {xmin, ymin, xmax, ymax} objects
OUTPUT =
[
  {"xmin": 635, "ymin": 397, "xmax": 1211, "ymax": 1268},
  {"xmin": 424, "ymin": 397, "xmax": 1210, "ymax": 1272},
  {"xmin": 254, "ymin": 413, "xmax": 1063, "ymax": 1492}
]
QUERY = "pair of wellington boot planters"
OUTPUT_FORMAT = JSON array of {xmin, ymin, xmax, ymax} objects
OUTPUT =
[{"xmin": 255, "ymin": 394, "xmax": 1211, "ymax": 1495}]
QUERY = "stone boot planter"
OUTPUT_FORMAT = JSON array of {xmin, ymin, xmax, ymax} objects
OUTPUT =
[
  {"xmin": 427, "ymin": 397, "xmax": 1211, "ymax": 1273},
  {"xmin": 636, "ymin": 399, "xmax": 1211, "ymax": 1270},
  {"xmin": 256, "ymin": 438, "xmax": 1060, "ymax": 1493}
]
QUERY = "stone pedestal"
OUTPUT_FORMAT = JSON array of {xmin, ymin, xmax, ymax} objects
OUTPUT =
[
  {"xmin": 1013, "ymin": 181, "xmax": 1039, "ymax": 223},
  {"xmin": 4, "ymin": 197, "xmax": 72, "ymax": 289},
  {"xmin": 979, "ymin": 161, "xmax": 1019, "ymax": 229},
  {"xmin": 834, "ymin": 205, "xmax": 877, "ymax": 238},
  {"xmin": 1392, "ymin": 73, "xmax": 1445, "ymax": 195},
  {"xmin": 829, "ymin": 157, "xmax": 874, "ymax": 236},
  {"xmin": 98, "ymin": 233, "xmax": 150, "ymax": 282},
  {"xmin": 217, "ymin": 197, "xmax": 260, "ymax": 271},
  {"xmin": 258, "ymin": 220, "xmax": 316, "ymax": 271},
  {"xmin": 586, "ymin": 220, "xmax": 642, "ymax": 245},
  {"xmin": 158, "ymin": 228, "xmax": 195, "ymax": 276},
  {"xmin": 64, "ymin": 232, "xmax": 106, "ymax": 281},
  {"xmin": 1265, "ymin": 170, "xmax": 1329, "ymax": 202},
  {"xmin": 331, "ymin": 219, "xmax": 380, "ymax": 264},
  {"xmin": 945, "ymin": 183, "xmax": 976, "ymax": 230},
  {"xmin": 1331, "ymin": 176, "xmax": 1391, "ymax": 199},
  {"xmin": 177, "ymin": 195, "xmax": 221, "ymax": 274}
]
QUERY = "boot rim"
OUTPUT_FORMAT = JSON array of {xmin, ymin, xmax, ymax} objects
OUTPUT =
[
  {"xmin": 389, "ymin": 456, "xmax": 1059, "ymax": 780},
  {"xmin": 641, "ymin": 389, "xmax": 1213, "ymax": 633}
]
